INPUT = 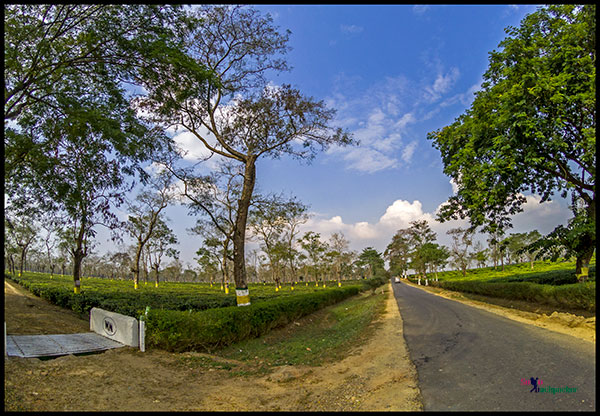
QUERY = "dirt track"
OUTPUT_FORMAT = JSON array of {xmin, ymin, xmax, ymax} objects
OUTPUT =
[{"xmin": 4, "ymin": 280, "xmax": 422, "ymax": 411}]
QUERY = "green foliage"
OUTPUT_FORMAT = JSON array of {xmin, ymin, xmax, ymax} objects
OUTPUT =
[
  {"xmin": 144, "ymin": 286, "xmax": 361, "ymax": 352},
  {"xmin": 356, "ymin": 247, "xmax": 386, "ymax": 276},
  {"xmin": 7, "ymin": 272, "xmax": 238, "ymax": 317},
  {"xmin": 427, "ymin": 5, "xmax": 595, "ymax": 268},
  {"xmin": 419, "ymin": 259, "xmax": 596, "ymax": 312},
  {"xmin": 384, "ymin": 229, "xmax": 411, "ymax": 277},
  {"xmin": 361, "ymin": 275, "xmax": 388, "ymax": 294},
  {"xmin": 433, "ymin": 280, "xmax": 595, "ymax": 312},
  {"xmin": 217, "ymin": 291, "xmax": 385, "ymax": 368},
  {"xmin": 6, "ymin": 271, "xmax": 368, "ymax": 351}
]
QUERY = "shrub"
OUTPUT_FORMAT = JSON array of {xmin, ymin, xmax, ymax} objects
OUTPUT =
[
  {"xmin": 361, "ymin": 275, "xmax": 387, "ymax": 294},
  {"xmin": 145, "ymin": 286, "xmax": 361, "ymax": 352},
  {"xmin": 7, "ymin": 272, "xmax": 367, "ymax": 352},
  {"xmin": 433, "ymin": 280, "xmax": 595, "ymax": 312}
]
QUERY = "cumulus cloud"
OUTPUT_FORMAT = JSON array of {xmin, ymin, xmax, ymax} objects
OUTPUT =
[
  {"xmin": 450, "ymin": 178, "xmax": 459, "ymax": 195},
  {"xmin": 298, "ymin": 193, "xmax": 571, "ymax": 255},
  {"xmin": 379, "ymin": 199, "xmax": 433, "ymax": 227}
]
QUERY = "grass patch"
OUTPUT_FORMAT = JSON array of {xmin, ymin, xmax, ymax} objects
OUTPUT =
[
  {"xmin": 215, "ymin": 290, "xmax": 386, "ymax": 371},
  {"xmin": 177, "ymin": 354, "xmax": 239, "ymax": 371}
]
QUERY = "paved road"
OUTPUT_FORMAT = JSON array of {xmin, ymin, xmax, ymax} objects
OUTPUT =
[{"xmin": 392, "ymin": 281, "xmax": 595, "ymax": 411}]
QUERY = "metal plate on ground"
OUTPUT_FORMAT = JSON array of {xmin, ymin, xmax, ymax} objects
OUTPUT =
[{"xmin": 6, "ymin": 333, "xmax": 125, "ymax": 358}]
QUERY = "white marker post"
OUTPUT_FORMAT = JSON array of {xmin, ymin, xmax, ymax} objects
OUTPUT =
[{"xmin": 139, "ymin": 319, "xmax": 145, "ymax": 352}]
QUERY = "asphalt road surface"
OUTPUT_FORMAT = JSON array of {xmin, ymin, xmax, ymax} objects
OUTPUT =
[{"xmin": 392, "ymin": 281, "xmax": 595, "ymax": 411}]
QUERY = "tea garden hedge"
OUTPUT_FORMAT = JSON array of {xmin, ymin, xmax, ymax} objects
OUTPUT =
[
  {"xmin": 6, "ymin": 272, "xmax": 386, "ymax": 352},
  {"xmin": 406, "ymin": 259, "xmax": 596, "ymax": 312}
]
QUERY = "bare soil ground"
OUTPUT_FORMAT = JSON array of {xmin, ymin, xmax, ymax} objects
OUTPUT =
[{"xmin": 4, "ymin": 280, "xmax": 422, "ymax": 411}]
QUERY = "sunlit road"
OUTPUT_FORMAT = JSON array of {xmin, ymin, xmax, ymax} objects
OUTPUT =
[{"xmin": 392, "ymin": 281, "xmax": 595, "ymax": 411}]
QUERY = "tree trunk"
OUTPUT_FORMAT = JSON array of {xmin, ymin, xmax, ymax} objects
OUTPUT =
[
  {"xmin": 8, "ymin": 256, "xmax": 16, "ymax": 275},
  {"xmin": 154, "ymin": 265, "xmax": 160, "ymax": 287},
  {"xmin": 132, "ymin": 241, "xmax": 143, "ymax": 289},
  {"xmin": 18, "ymin": 248, "xmax": 26, "ymax": 277},
  {"xmin": 575, "ymin": 199, "xmax": 595, "ymax": 283},
  {"xmin": 72, "ymin": 219, "xmax": 87, "ymax": 294},
  {"xmin": 232, "ymin": 157, "xmax": 256, "ymax": 306},
  {"xmin": 222, "ymin": 243, "xmax": 229, "ymax": 292},
  {"xmin": 72, "ymin": 249, "xmax": 85, "ymax": 294},
  {"xmin": 142, "ymin": 249, "xmax": 148, "ymax": 284}
]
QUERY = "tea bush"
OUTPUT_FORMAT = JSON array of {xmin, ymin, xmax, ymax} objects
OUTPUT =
[
  {"xmin": 407, "ymin": 259, "xmax": 595, "ymax": 312},
  {"xmin": 145, "ymin": 286, "xmax": 362, "ymax": 352},
  {"xmin": 6, "ymin": 271, "xmax": 378, "ymax": 351}
]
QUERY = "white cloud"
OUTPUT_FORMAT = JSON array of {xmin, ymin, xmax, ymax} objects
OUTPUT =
[
  {"xmin": 326, "ymin": 78, "xmax": 421, "ymax": 173},
  {"xmin": 401, "ymin": 141, "xmax": 417, "ymax": 164},
  {"xmin": 326, "ymin": 68, "xmax": 463, "ymax": 174},
  {"xmin": 450, "ymin": 178, "xmax": 459, "ymax": 195},
  {"xmin": 379, "ymin": 199, "xmax": 434, "ymax": 228},
  {"xmin": 422, "ymin": 67, "xmax": 460, "ymax": 103},
  {"xmin": 172, "ymin": 130, "xmax": 214, "ymax": 161},
  {"xmin": 337, "ymin": 147, "xmax": 398, "ymax": 173},
  {"xmin": 440, "ymin": 81, "xmax": 482, "ymax": 108},
  {"xmin": 298, "ymin": 193, "xmax": 572, "ymax": 256},
  {"xmin": 511, "ymin": 194, "xmax": 571, "ymax": 235},
  {"xmin": 395, "ymin": 112, "xmax": 416, "ymax": 129}
]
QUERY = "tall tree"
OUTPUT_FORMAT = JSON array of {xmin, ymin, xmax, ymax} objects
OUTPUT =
[
  {"xmin": 126, "ymin": 170, "xmax": 176, "ymax": 289},
  {"xmin": 300, "ymin": 231, "xmax": 328, "ymax": 285},
  {"xmin": 136, "ymin": 5, "xmax": 354, "ymax": 305},
  {"xmin": 447, "ymin": 227, "xmax": 475, "ymax": 277},
  {"xmin": 5, "ymin": 213, "xmax": 37, "ymax": 277},
  {"xmin": 472, "ymin": 241, "xmax": 489, "ymax": 269},
  {"xmin": 39, "ymin": 212, "xmax": 65, "ymax": 278},
  {"xmin": 356, "ymin": 247, "xmax": 385, "ymax": 279},
  {"xmin": 195, "ymin": 246, "xmax": 220, "ymax": 286},
  {"xmin": 249, "ymin": 194, "xmax": 308, "ymax": 287},
  {"xmin": 407, "ymin": 220, "xmax": 437, "ymax": 278},
  {"xmin": 281, "ymin": 198, "xmax": 310, "ymax": 283},
  {"xmin": 4, "ymin": 5, "xmax": 197, "ymax": 180},
  {"xmin": 419, "ymin": 242, "xmax": 450, "ymax": 281},
  {"xmin": 146, "ymin": 217, "xmax": 179, "ymax": 287},
  {"xmin": 428, "ymin": 5, "xmax": 595, "ymax": 280},
  {"xmin": 521, "ymin": 230, "xmax": 542, "ymax": 269},
  {"xmin": 24, "ymin": 102, "xmax": 156, "ymax": 293},
  {"xmin": 5, "ymin": 5, "xmax": 183, "ymax": 293},
  {"xmin": 385, "ymin": 228, "xmax": 412, "ymax": 278},
  {"xmin": 328, "ymin": 232, "xmax": 351, "ymax": 287}
]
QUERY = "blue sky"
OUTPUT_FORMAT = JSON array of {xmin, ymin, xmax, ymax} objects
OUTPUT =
[{"xmin": 103, "ymin": 4, "xmax": 574, "ymax": 268}]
